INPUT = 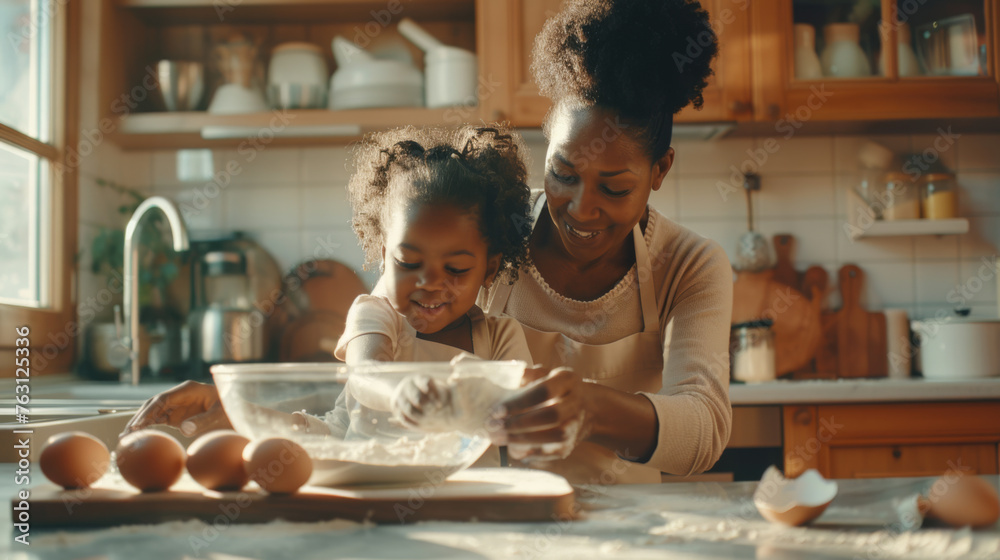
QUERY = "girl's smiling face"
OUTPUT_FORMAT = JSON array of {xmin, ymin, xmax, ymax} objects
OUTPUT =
[
  {"xmin": 543, "ymin": 103, "xmax": 674, "ymax": 265},
  {"xmin": 381, "ymin": 200, "xmax": 499, "ymax": 334}
]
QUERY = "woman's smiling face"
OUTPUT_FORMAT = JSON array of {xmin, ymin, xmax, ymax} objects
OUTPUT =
[
  {"xmin": 543, "ymin": 104, "xmax": 673, "ymax": 265},
  {"xmin": 381, "ymin": 200, "xmax": 499, "ymax": 334}
]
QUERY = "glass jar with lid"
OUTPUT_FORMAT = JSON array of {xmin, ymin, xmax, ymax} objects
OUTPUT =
[
  {"xmin": 880, "ymin": 172, "xmax": 920, "ymax": 221},
  {"xmin": 921, "ymin": 173, "xmax": 958, "ymax": 220},
  {"xmin": 729, "ymin": 319, "xmax": 776, "ymax": 383}
]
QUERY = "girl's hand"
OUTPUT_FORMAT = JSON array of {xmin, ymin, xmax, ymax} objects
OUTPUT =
[
  {"xmin": 122, "ymin": 381, "xmax": 233, "ymax": 438},
  {"xmin": 491, "ymin": 367, "xmax": 591, "ymax": 462},
  {"xmin": 391, "ymin": 374, "xmax": 453, "ymax": 430}
]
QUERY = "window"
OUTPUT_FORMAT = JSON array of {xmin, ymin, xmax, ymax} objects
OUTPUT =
[{"xmin": 0, "ymin": 0, "xmax": 78, "ymax": 374}]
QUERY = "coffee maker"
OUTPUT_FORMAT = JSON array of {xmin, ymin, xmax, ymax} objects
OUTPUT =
[{"xmin": 185, "ymin": 232, "xmax": 281, "ymax": 378}]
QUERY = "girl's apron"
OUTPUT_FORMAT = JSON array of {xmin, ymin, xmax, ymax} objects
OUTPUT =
[{"xmin": 485, "ymin": 195, "xmax": 664, "ymax": 484}]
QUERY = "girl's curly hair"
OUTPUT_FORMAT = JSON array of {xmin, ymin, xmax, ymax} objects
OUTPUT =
[
  {"xmin": 348, "ymin": 124, "xmax": 532, "ymax": 283},
  {"xmin": 531, "ymin": 0, "xmax": 718, "ymax": 160}
]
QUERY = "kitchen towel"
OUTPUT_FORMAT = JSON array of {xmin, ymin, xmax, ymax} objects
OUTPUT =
[{"xmin": 884, "ymin": 309, "xmax": 911, "ymax": 379}]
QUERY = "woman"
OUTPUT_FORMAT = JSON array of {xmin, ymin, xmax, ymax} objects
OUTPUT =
[
  {"xmin": 125, "ymin": 0, "xmax": 731, "ymax": 485},
  {"xmin": 483, "ymin": 0, "xmax": 732, "ymax": 484}
]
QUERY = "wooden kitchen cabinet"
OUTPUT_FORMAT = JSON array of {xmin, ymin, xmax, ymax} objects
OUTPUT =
[
  {"xmin": 750, "ymin": 0, "xmax": 1000, "ymax": 122},
  {"xmin": 783, "ymin": 402, "xmax": 1000, "ymax": 479},
  {"xmin": 476, "ymin": 0, "xmax": 754, "ymax": 127}
]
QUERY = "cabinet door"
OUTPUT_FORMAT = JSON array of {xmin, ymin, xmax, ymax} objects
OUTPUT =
[
  {"xmin": 676, "ymin": 0, "xmax": 754, "ymax": 122},
  {"xmin": 477, "ymin": 0, "xmax": 754, "ymax": 127},
  {"xmin": 751, "ymin": 0, "xmax": 1000, "ymax": 121},
  {"xmin": 476, "ymin": 0, "xmax": 560, "ymax": 126}
]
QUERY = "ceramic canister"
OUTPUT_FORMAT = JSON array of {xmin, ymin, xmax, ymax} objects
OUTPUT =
[
  {"xmin": 821, "ymin": 23, "xmax": 872, "ymax": 78},
  {"xmin": 793, "ymin": 24, "xmax": 823, "ymax": 80}
]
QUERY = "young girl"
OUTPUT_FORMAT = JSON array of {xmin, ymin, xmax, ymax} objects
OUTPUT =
[
  {"xmin": 333, "ymin": 124, "xmax": 534, "ymax": 366},
  {"xmin": 303, "ymin": 124, "xmax": 537, "ymax": 455}
]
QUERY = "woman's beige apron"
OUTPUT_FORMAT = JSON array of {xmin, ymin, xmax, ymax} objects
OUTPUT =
[{"xmin": 485, "ymin": 196, "xmax": 664, "ymax": 484}]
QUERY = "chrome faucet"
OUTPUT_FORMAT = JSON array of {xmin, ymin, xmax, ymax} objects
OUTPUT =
[{"xmin": 117, "ymin": 197, "xmax": 189, "ymax": 386}]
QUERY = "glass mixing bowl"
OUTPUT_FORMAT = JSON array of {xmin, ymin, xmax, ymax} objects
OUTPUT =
[{"xmin": 211, "ymin": 361, "xmax": 525, "ymax": 486}]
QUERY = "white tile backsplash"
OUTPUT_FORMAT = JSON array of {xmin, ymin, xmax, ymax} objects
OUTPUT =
[
  {"xmin": 755, "ymin": 218, "xmax": 839, "ymax": 264},
  {"xmin": 245, "ymin": 230, "xmax": 302, "ymax": 276},
  {"xmin": 755, "ymin": 175, "xmax": 835, "ymax": 219},
  {"xmin": 300, "ymin": 146, "xmax": 353, "ymax": 185},
  {"xmin": 225, "ymin": 186, "xmax": 301, "ymax": 230},
  {"xmin": 914, "ymin": 234, "xmax": 959, "ymax": 261},
  {"xmin": 958, "ymin": 257, "xmax": 999, "ymax": 305},
  {"xmin": 914, "ymin": 260, "xmax": 960, "ymax": 305},
  {"xmin": 956, "ymin": 172, "xmax": 1000, "ymax": 217},
  {"xmin": 78, "ymin": 130, "xmax": 1000, "ymax": 322},
  {"xmin": 213, "ymin": 148, "xmax": 302, "ymax": 185},
  {"xmin": 957, "ymin": 134, "xmax": 1000, "ymax": 172},
  {"xmin": 959, "ymin": 217, "xmax": 1000, "ymax": 260},
  {"xmin": 837, "ymin": 233, "xmax": 915, "ymax": 262},
  {"xmin": 678, "ymin": 176, "xmax": 747, "ymax": 219},
  {"xmin": 672, "ymin": 137, "xmax": 757, "ymax": 177},
  {"xmin": 861, "ymin": 261, "xmax": 916, "ymax": 309},
  {"xmin": 300, "ymin": 185, "xmax": 353, "ymax": 229},
  {"xmin": 753, "ymin": 136, "xmax": 833, "ymax": 175}
]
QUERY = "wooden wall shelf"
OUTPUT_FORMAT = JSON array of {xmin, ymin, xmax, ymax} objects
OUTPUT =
[
  {"xmin": 112, "ymin": 108, "xmax": 459, "ymax": 149},
  {"xmin": 116, "ymin": 0, "xmax": 474, "ymax": 24}
]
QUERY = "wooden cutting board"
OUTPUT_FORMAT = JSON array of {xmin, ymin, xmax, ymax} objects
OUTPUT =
[
  {"xmin": 836, "ymin": 265, "xmax": 888, "ymax": 378},
  {"xmin": 22, "ymin": 468, "xmax": 577, "ymax": 528},
  {"xmin": 772, "ymin": 234, "xmax": 799, "ymax": 288},
  {"xmin": 732, "ymin": 269, "xmax": 822, "ymax": 376},
  {"xmin": 792, "ymin": 266, "xmax": 839, "ymax": 380}
]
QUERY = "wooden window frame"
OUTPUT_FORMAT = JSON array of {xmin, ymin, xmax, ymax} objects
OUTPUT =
[{"xmin": 0, "ymin": 0, "xmax": 80, "ymax": 377}]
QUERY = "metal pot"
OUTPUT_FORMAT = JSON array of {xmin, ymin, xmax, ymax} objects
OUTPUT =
[
  {"xmin": 911, "ymin": 315, "xmax": 1000, "ymax": 379},
  {"xmin": 191, "ymin": 307, "xmax": 265, "ymax": 364}
]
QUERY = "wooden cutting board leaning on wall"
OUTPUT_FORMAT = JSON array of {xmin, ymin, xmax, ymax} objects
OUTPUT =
[{"xmin": 732, "ymin": 234, "xmax": 822, "ymax": 376}]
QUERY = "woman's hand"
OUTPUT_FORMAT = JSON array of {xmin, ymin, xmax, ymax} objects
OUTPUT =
[
  {"xmin": 122, "ymin": 381, "xmax": 233, "ymax": 438},
  {"xmin": 491, "ymin": 366, "xmax": 592, "ymax": 462}
]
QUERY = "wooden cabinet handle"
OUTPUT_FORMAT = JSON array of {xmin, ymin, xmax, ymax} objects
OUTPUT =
[
  {"xmin": 892, "ymin": 447, "xmax": 902, "ymax": 459},
  {"xmin": 793, "ymin": 407, "xmax": 812, "ymax": 426}
]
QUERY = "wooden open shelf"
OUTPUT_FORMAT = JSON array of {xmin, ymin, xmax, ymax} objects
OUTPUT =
[
  {"xmin": 116, "ymin": 0, "xmax": 475, "ymax": 24},
  {"xmin": 851, "ymin": 218, "xmax": 970, "ymax": 239},
  {"xmin": 112, "ymin": 107, "xmax": 463, "ymax": 149}
]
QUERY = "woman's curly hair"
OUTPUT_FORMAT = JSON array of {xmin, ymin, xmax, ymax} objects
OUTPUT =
[
  {"xmin": 531, "ymin": 0, "xmax": 718, "ymax": 159},
  {"xmin": 348, "ymin": 124, "xmax": 532, "ymax": 283}
]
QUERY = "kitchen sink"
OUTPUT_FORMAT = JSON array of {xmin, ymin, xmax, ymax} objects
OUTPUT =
[{"xmin": 1, "ymin": 380, "xmax": 193, "ymax": 463}]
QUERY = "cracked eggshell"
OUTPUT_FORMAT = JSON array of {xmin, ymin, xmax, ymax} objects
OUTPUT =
[{"xmin": 753, "ymin": 466, "xmax": 838, "ymax": 526}]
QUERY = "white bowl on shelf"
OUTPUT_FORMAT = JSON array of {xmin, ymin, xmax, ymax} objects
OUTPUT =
[{"xmin": 208, "ymin": 84, "xmax": 269, "ymax": 114}]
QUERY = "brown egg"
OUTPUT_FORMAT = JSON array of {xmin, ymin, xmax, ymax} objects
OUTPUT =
[
  {"xmin": 39, "ymin": 432, "xmax": 110, "ymax": 489},
  {"xmin": 243, "ymin": 437, "xmax": 312, "ymax": 494},
  {"xmin": 115, "ymin": 430, "xmax": 186, "ymax": 492},
  {"xmin": 921, "ymin": 474, "xmax": 1000, "ymax": 529},
  {"xmin": 186, "ymin": 431, "xmax": 251, "ymax": 491}
]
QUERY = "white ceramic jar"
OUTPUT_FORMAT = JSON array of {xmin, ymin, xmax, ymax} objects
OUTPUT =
[
  {"xmin": 879, "ymin": 22, "xmax": 921, "ymax": 77},
  {"xmin": 821, "ymin": 23, "xmax": 872, "ymax": 78},
  {"xmin": 794, "ymin": 24, "xmax": 823, "ymax": 80}
]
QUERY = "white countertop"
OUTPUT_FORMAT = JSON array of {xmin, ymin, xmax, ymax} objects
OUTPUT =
[
  {"xmin": 4, "ymin": 464, "xmax": 997, "ymax": 560},
  {"xmin": 730, "ymin": 377, "xmax": 1000, "ymax": 405}
]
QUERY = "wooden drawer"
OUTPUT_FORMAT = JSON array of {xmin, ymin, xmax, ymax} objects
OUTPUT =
[
  {"xmin": 782, "ymin": 401, "xmax": 1000, "ymax": 478},
  {"xmin": 828, "ymin": 443, "xmax": 999, "ymax": 479}
]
